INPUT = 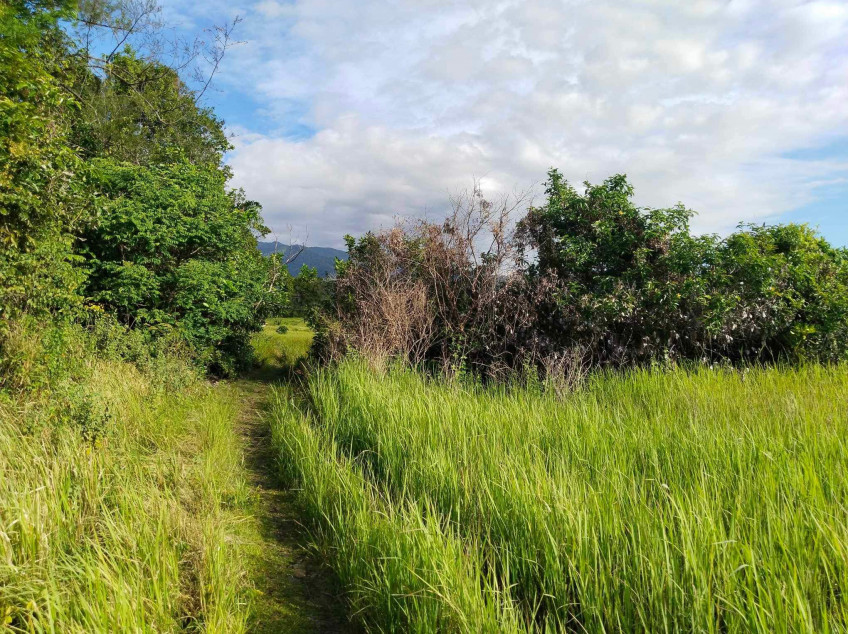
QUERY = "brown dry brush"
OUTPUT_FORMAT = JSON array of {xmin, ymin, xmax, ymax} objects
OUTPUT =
[{"xmin": 325, "ymin": 184, "xmax": 586, "ymax": 386}]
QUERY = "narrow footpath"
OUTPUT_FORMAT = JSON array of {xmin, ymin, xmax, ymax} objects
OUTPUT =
[{"xmin": 235, "ymin": 378, "xmax": 355, "ymax": 633}]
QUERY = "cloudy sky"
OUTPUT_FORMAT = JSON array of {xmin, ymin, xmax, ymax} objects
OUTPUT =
[{"xmin": 167, "ymin": 0, "xmax": 848, "ymax": 247}]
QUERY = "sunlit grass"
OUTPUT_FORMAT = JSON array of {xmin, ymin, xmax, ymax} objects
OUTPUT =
[
  {"xmin": 252, "ymin": 318, "xmax": 313, "ymax": 370},
  {"xmin": 0, "ymin": 359, "xmax": 254, "ymax": 632},
  {"xmin": 269, "ymin": 388, "xmax": 525, "ymax": 632},
  {"xmin": 272, "ymin": 360, "xmax": 848, "ymax": 632}
]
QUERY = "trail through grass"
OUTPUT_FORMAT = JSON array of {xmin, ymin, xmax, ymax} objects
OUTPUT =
[
  {"xmin": 0, "ymin": 318, "xmax": 353, "ymax": 633},
  {"xmin": 234, "ymin": 377, "xmax": 354, "ymax": 634},
  {"xmin": 238, "ymin": 317, "xmax": 354, "ymax": 633}
]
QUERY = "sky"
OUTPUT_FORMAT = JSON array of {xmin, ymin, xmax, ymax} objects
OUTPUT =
[{"xmin": 163, "ymin": 0, "xmax": 847, "ymax": 248}]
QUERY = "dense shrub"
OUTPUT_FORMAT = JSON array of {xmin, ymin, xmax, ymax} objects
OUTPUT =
[
  {"xmin": 78, "ymin": 159, "xmax": 278, "ymax": 374},
  {"xmin": 714, "ymin": 223, "xmax": 848, "ymax": 361},
  {"xmin": 67, "ymin": 50, "xmax": 230, "ymax": 167},
  {"xmin": 521, "ymin": 170, "xmax": 848, "ymax": 365},
  {"xmin": 0, "ymin": 0, "xmax": 86, "ymax": 321},
  {"xmin": 330, "ymin": 171, "xmax": 848, "ymax": 374},
  {"xmin": 288, "ymin": 264, "xmax": 333, "ymax": 317},
  {"xmin": 518, "ymin": 170, "xmax": 720, "ymax": 364}
]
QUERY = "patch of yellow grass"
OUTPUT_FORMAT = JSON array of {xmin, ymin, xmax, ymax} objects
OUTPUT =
[{"xmin": 252, "ymin": 318, "xmax": 314, "ymax": 369}]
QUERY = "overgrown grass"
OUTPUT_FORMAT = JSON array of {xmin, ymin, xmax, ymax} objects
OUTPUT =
[
  {"xmin": 271, "ymin": 359, "xmax": 848, "ymax": 632},
  {"xmin": 0, "ymin": 325, "xmax": 255, "ymax": 632},
  {"xmin": 269, "ymin": 390, "xmax": 524, "ymax": 632}
]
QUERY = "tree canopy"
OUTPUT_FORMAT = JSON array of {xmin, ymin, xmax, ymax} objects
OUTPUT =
[{"xmin": 0, "ymin": 0, "xmax": 287, "ymax": 373}]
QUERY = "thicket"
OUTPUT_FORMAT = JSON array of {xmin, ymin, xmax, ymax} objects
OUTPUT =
[
  {"xmin": 326, "ymin": 171, "xmax": 848, "ymax": 375},
  {"xmin": 0, "ymin": 0, "xmax": 289, "ymax": 375}
]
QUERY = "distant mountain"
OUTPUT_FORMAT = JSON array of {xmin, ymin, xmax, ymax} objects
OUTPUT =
[{"xmin": 257, "ymin": 242, "xmax": 348, "ymax": 277}]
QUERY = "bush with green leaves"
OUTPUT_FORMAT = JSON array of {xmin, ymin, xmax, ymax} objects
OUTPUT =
[
  {"xmin": 0, "ymin": 0, "xmax": 86, "ymax": 321},
  {"xmin": 67, "ymin": 50, "xmax": 230, "ymax": 167},
  {"xmin": 288, "ymin": 264, "xmax": 333, "ymax": 316},
  {"xmin": 79, "ymin": 158, "xmax": 279, "ymax": 374},
  {"xmin": 714, "ymin": 222, "xmax": 848, "ymax": 361},
  {"xmin": 518, "ymin": 170, "xmax": 720, "ymax": 364},
  {"xmin": 520, "ymin": 169, "xmax": 848, "ymax": 365}
]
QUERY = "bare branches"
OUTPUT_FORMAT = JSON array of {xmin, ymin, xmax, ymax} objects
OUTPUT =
[
  {"xmin": 265, "ymin": 226, "xmax": 309, "ymax": 267},
  {"xmin": 335, "ymin": 183, "xmax": 533, "ymax": 372},
  {"xmin": 194, "ymin": 17, "xmax": 243, "ymax": 102},
  {"xmin": 72, "ymin": 0, "xmax": 242, "ymax": 127}
]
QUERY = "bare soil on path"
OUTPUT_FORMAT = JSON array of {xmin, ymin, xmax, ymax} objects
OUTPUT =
[{"xmin": 235, "ymin": 378, "xmax": 356, "ymax": 634}]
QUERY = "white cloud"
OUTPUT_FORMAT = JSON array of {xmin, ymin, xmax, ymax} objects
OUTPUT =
[{"xmin": 190, "ymin": 0, "xmax": 848, "ymax": 246}]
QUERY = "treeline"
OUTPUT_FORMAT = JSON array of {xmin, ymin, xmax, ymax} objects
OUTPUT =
[
  {"xmin": 1, "ymin": 0, "xmax": 288, "ymax": 375},
  {"xmin": 321, "ymin": 171, "xmax": 848, "ymax": 376}
]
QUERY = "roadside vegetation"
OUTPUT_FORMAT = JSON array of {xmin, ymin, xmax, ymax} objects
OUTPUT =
[
  {"xmin": 278, "ymin": 161, "xmax": 848, "ymax": 631},
  {"xmin": 3, "ymin": 1, "xmax": 847, "ymax": 633},
  {"xmin": 0, "ymin": 2, "xmax": 338, "ymax": 630}
]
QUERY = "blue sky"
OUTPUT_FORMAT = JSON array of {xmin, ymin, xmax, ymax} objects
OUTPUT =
[
  {"xmin": 781, "ymin": 138, "xmax": 848, "ymax": 245},
  {"xmin": 162, "ymin": 0, "xmax": 846, "ymax": 248}
]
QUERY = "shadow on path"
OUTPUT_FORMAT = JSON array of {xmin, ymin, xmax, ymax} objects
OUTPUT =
[{"xmin": 235, "ymin": 374, "xmax": 356, "ymax": 634}]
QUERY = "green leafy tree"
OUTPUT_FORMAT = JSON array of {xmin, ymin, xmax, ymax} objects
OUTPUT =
[
  {"xmin": 67, "ymin": 51, "xmax": 230, "ymax": 167},
  {"xmin": 0, "ymin": 0, "xmax": 86, "ymax": 320},
  {"xmin": 715, "ymin": 223, "xmax": 848, "ymax": 361},
  {"xmin": 289, "ymin": 264, "xmax": 332, "ymax": 316},
  {"xmin": 79, "ymin": 158, "xmax": 275, "ymax": 374},
  {"xmin": 519, "ymin": 169, "xmax": 848, "ymax": 364},
  {"xmin": 519, "ymin": 169, "xmax": 721, "ymax": 363}
]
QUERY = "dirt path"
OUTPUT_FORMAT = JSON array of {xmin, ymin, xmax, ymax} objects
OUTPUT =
[{"xmin": 235, "ymin": 379, "xmax": 355, "ymax": 634}]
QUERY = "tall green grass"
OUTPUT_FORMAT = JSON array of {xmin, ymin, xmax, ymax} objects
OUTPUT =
[
  {"xmin": 269, "ymin": 389, "xmax": 525, "ymax": 632},
  {"xmin": 272, "ymin": 359, "xmax": 848, "ymax": 632},
  {"xmin": 0, "ymin": 348, "xmax": 255, "ymax": 631}
]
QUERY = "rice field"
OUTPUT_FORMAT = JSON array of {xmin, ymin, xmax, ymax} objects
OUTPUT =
[{"xmin": 271, "ymin": 359, "xmax": 848, "ymax": 632}]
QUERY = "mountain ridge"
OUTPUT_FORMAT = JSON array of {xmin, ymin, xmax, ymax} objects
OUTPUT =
[{"xmin": 257, "ymin": 242, "xmax": 348, "ymax": 277}]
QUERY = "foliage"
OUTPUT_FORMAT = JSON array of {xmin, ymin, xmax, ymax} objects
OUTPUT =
[
  {"xmin": 715, "ymin": 223, "xmax": 848, "ymax": 361},
  {"xmin": 79, "ymin": 158, "xmax": 277, "ymax": 374},
  {"xmin": 273, "ymin": 358, "xmax": 848, "ymax": 632},
  {"xmin": 0, "ymin": 0, "xmax": 280, "ymax": 373},
  {"xmin": 288, "ymin": 264, "xmax": 333, "ymax": 317},
  {"xmin": 68, "ymin": 50, "xmax": 231, "ymax": 167},
  {"xmin": 0, "ymin": 0, "xmax": 86, "ymax": 319},
  {"xmin": 519, "ymin": 170, "xmax": 719, "ymax": 364},
  {"xmin": 331, "ymin": 170, "xmax": 848, "ymax": 373},
  {"xmin": 520, "ymin": 170, "xmax": 848, "ymax": 364}
]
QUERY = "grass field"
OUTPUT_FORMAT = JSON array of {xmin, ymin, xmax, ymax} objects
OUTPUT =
[
  {"xmin": 5, "ymin": 316, "xmax": 846, "ymax": 632},
  {"xmin": 0, "ymin": 354, "xmax": 255, "ymax": 632},
  {"xmin": 271, "ymin": 359, "xmax": 848, "ymax": 632},
  {"xmin": 253, "ymin": 318, "xmax": 314, "ymax": 370},
  {"xmin": 0, "ymin": 317, "xmax": 334, "ymax": 633}
]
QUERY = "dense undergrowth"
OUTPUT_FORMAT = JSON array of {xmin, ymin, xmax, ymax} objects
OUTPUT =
[
  {"xmin": 0, "ymin": 319, "xmax": 256, "ymax": 632},
  {"xmin": 272, "ymin": 358, "xmax": 848, "ymax": 632}
]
